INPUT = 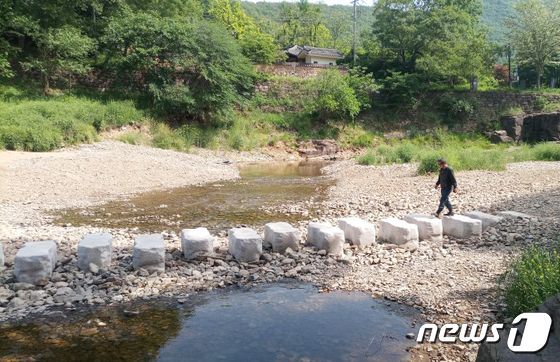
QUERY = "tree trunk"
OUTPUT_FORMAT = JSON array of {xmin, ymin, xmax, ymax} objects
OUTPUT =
[
  {"xmin": 537, "ymin": 73, "xmax": 542, "ymax": 89},
  {"xmin": 42, "ymin": 73, "xmax": 50, "ymax": 95},
  {"xmin": 470, "ymin": 76, "xmax": 478, "ymax": 92}
]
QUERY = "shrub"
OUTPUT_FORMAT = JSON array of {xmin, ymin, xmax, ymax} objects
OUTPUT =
[
  {"xmin": 533, "ymin": 96, "xmax": 549, "ymax": 112},
  {"xmin": 502, "ymin": 244, "xmax": 560, "ymax": 317},
  {"xmin": 417, "ymin": 152, "xmax": 441, "ymax": 174},
  {"xmin": 308, "ymin": 69, "xmax": 361, "ymax": 121},
  {"xmin": 533, "ymin": 142, "xmax": 560, "ymax": 161},
  {"xmin": 118, "ymin": 132, "xmax": 150, "ymax": 146},
  {"xmin": 151, "ymin": 123, "xmax": 187, "ymax": 151}
]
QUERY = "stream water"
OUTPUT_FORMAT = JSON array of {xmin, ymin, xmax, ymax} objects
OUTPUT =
[
  {"xmin": 0, "ymin": 283, "xmax": 419, "ymax": 361},
  {"xmin": 53, "ymin": 161, "xmax": 334, "ymax": 232}
]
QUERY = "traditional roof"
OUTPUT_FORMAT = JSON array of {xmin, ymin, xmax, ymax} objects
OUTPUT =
[{"xmin": 285, "ymin": 45, "xmax": 344, "ymax": 59}]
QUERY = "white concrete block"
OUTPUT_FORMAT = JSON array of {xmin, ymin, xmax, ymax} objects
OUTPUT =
[
  {"xmin": 464, "ymin": 211, "xmax": 503, "ymax": 231},
  {"xmin": 497, "ymin": 211, "xmax": 534, "ymax": 219},
  {"xmin": 403, "ymin": 214, "xmax": 443, "ymax": 242},
  {"xmin": 307, "ymin": 222, "xmax": 332, "ymax": 245},
  {"xmin": 378, "ymin": 218, "xmax": 419, "ymax": 250},
  {"xmin": 133, "ymin": 234, "xmax": 165, "ymax": 273},
  {"xmin": 181, "ymin": 227, "xmax": 215, "ymax": 259},
  {"xmin": 337, "ymin": 217, "xmax": 376, "ymax": 247},
  {"xmin": 309, "ymin": 225, "xmax": 345, "ymax": 256},
  {"xmin": 264, "ymin": 222, "xmax": 301, "ymax": 253},
  {"xmin": 228, "ymin": 228, "xmax": 262, "ymax": 262},
  {"xmin": 442, "ymin": 215, "xmax": 482, "ymax": 239},
  {"xmin": 14, "ymin": 241, "xmax": 58, "ymax": 285},
  {"xmin": 77, "ymin": 233, "xmax": 112, "ymax": 272}
]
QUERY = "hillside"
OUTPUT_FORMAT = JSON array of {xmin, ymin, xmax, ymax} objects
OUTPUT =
[{"xmin": 243, "ymin": 0, "xmax": 515, "ymax": 46}]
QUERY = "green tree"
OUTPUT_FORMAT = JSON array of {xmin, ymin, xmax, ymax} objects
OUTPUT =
[
  {"xmin": 507, "ymin": 0, "xmax": 560, "ymax": 88},
  {"xmin": 208, "ymin": 0, "xmax": 278, "ymax": 63},
  {"xmin": 22, "ymin": 26, "xmax": 94, "ymax": 94},
  {"xmin": 103, "ymin": 12, "xmax": 255, "ymax": 121},
  {"xmin": 308, "ymin": 70, "xmax": 361, "ymax": 121}
]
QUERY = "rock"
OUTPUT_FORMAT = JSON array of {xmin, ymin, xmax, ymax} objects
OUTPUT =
[
  {"xmin": 497, "ymin": 210, "xmax": 534, "ymax": 219},
  {"xmin": 337, "ymin": 217, "xmax": 376, "ymax": 248},
  {"xmin": 263, "ymin": 222, "xmax": 301, "ymax": 253},
  {"xmin": 180, "ymin": 227, "xmax": 214, "ymax": 260},
  {"xmin": 307, "ymin": 224, "xmax": 345, "ymax": 256},
  {"xmin": 521, "ymin": 112, "xmax": 560, "ymax": 142},
  {"xmin": 476, "ymin": 293, "xmax": 560, "ymax": 361},
  {"xmin": 490, "ymin": 130, "xmax": 514, "ymax": 144},
  {"xmin": 0, "ymin": 242, "xmax": 4, "ymax": 270},
  {"xmin": 297, "ymin": 139, "xmax": 339, "ymax": 157},
  {"xmin": 132, "ymin": 234, "xmax": 166, "ymax": 273},
  {"xmin": 500, "ymin": 114, "xmax": 524, "ymax": 141},
  {"xmin": 77, "ymin": 233, "xmax": 112, "ymax": 272},
  {"xmin": 14, "ymin": 240, "xmax": 58, "ymax": 285},
  {"xmin": 378, "ymin": 218, "xmax": 419, "ymax": 250},
  {"xmin": 7, "ymin": 297, "xmax": 26, "ymax": 310},
  {"xmin": 442, "ymin": 215, "xmax": 482, "ymax": 239},
  {"xmin": 403, "ymin": 214, "xmax": 443, "ymax": 242},
  {"xmin": 307, "ymin": 222, "xmax": 332, "ymax": 245},
  {"xmin": 464, "ymin": 211, "xmax": 503, "ymax": 231},
  {"xmin": 228, "ymin": 228, "xmax": 262, "ymax": 262}
]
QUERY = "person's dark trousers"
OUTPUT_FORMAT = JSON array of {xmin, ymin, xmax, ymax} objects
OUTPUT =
[{"xmin": 437, "ymin": 186, "xmax": 453, "ymax": 214}]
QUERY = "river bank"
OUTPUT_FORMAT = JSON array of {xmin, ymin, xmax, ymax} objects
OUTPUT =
[{"xmin": 1, "ymin": 142, "xmax": 560, "ymax": 361}]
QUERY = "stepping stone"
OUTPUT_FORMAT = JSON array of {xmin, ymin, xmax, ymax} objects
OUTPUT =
[
  {"xmin": 14, "ymin": 241, "xmax": 58, "ymax": 285},
  {"xmin": 378, "ymin": 218, "xmax": 419, "ymax": 250},
  {"xmin": 464, "ymin": 211, "xmax": 503, "ymax": 231},
  {"xmin": 307, "ymin": 223, "xmax": 345, "ymax": 256},
  {"xmin": 497, "ymin": 211, "xmax": 534, "ymax": 219},
  {"xmin": 307, "ymin": 222, "xmax": 332, "ymax": 245},
  {"xmin": 264, "ymin": 222, "xmax": 301, "ymax": 253},
  {"xmin": 181, "ymin": 227, "xmax": 215, "ymax": 260},
  {"xmin": 337, "ymin": 217, "xmax": 376, "ymax": 248},
  {"xmin": 442, "ymin": 215, "xmax": 482, "ymax": 239},
  {"xmin": 0, "ymin": 242, "xmax": 4, "ymax": 270},
  {"xmin": 77, "ymin": 233, "xmax": 112, "ymax": 272},
  {"xmin": 403, "ymin": 214, "xmax": 443, "ymax": 242},
  {"xmin": 133, "ymin": 234, "xmax": 166, "ymax": 273},
  {"xmin": 228, "ymin": 228, "xmax": 263, "ymax": 262}
]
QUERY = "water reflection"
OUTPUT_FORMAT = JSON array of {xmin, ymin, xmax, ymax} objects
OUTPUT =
[
  {"xmin": 0, "ymin": 283, "xmax": 418, "ymax": 362},
  {"xmin": 53, "ymin": 161, "xmax": 333, "ymax": 232}
]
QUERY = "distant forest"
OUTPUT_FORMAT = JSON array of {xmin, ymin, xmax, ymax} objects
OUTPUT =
[{"xmin": 242, "ymin": 0, "xmax": 516, "ymax": 47}]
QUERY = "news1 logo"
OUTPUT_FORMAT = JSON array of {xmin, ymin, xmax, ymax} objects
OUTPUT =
[{"xmin": 416, "ymin": 313, "xmax": 552, "ymax": 352}]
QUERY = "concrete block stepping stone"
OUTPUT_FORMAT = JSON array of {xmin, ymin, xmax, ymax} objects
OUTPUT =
[
  {"xmin": 133, "ymin": 234, "xmax": 166, "ymax": 273},
  {"xmin": 181, "ymin": 227, "xmax": 215, "ymax": 259},
  {"xmin": 0, "ymin": 242, "xmax": 4, "ymax": 270},
  {"xmin": 464, "ymin": 211, "xmax": 503, "ymax": 231},
  {"xmin": 307, "ymin": 222, "xmax": 332, "ymax": 245},
  {"xmin": 307, "ymin": 223, "xmax": 345, "ymax": 256},
  {"xmin": 78, "ymin": 233, "xmax": 112, "ymax": 272},
  {"xmin": 403, "ymin": 214, "xmax": 442, "ymax": 242},
  {"xmin": 337, "ymin": 217, "xmax": 376, "ymax": 247},
  {"xmin": 497, "ymin": 211, "xmax": 534, "ymax": 219},
  {"xmin": 442, "ymin": 215, "xmax": 482, "ymax": 239},
  {"xmin": 378, "ymin": 218, "xmax": 419, "ymax": 250},
  {"xmin": 264, "ymin": 222, "xmax": 301, "ymax": 253},
  {"xmin": 14, "ymin": 241, "xmax": 58, "ymax": 285},
  {"xmin": 228, "ymin": 228, "xmax": 262, "ymax": 262}
]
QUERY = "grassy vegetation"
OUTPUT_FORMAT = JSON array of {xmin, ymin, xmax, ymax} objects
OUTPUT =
[
  {"xmin": 355, "ymin": 131, "xmax": 560, "ymax": 174},
  {"xmin": 502, "ymin": 244, "xmax": 560, "ymax": 317},
  {"xmin": 0, "ymin": 84, "xmax": 145, "ymax": 151}
]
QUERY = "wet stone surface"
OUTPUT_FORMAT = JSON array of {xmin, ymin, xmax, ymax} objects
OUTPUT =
[
  {"xmin": 52, "ymin": 161, "xmax": 333, "ymax": 232},
  {"xmin": 0, "ymin": 282, "xmax": 419, "ymax": 361}
]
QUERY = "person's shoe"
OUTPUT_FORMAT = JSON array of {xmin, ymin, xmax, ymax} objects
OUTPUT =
[
  {"xmin": 444, "ymin": 211, "xmax": 455, "ymax": 216},
  {"xmin": 435, "ymin": 212, "xmax": 442, "ymax": 219}
]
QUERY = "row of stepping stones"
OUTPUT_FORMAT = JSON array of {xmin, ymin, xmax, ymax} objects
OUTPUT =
[{"xmin": 1, "ymin": 211, "xmax": 514, "ymax": 286}]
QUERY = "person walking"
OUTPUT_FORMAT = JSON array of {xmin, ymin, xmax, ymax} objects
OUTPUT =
[{"xmin": 434, "ymin": 158, "xmax": 458, "ymax": 218}]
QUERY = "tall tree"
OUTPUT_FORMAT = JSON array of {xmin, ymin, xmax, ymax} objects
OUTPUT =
[{"xmin": 507, "ymin": 0, "xmax": 560, "ymax": 88}]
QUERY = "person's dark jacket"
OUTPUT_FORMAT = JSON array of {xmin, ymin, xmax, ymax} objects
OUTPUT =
[{"xmin": 436, "ymin": 167, "xmax": 457, "ymax": 189}]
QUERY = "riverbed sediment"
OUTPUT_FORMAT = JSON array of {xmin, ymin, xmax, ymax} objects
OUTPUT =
[{"xmin": 1, "ymin": 142, "xmax": 560, "ymax": 361}]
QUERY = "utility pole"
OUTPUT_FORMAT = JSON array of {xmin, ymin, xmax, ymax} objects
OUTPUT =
[
  {"xmin": 352, "ymin": 0, "xmax": 358, "ymax": 65},
  {"xmin": 507, "ymin": 44, "xmax": 512, "ymax": 88}
]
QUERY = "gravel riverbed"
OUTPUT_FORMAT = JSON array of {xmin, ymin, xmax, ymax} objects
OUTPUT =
[{"xmin": 1, "ymin": 142, "xmax": 560, "ymax": 361}]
